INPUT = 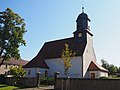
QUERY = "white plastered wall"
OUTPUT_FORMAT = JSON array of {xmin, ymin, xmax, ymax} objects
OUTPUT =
[
  {"xmin": 89, "ymin": 71, "xmax": 100, "ymax": 78},
  {"xmin": 24, "ymin": 68, "xmax": 48, "ymax": 77},
  {"xmin": 100, "ymin": 71, "xmax": 108, "ymax": 77},
  {"xmin": 83, "ymin": 32, "xmax": 97, "ymax": 78},
  {"xmin": 45, "ymin": 56, "xmax": 82, "ymax": 78},
  {"xmin": 89, "ymin": 71, "xmax": 108, "ymax": 78}
]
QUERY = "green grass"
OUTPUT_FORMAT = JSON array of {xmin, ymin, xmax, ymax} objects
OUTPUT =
[
  {"xmin": 108, "ymin": 76, "xmax": 120, "ymax": 79},
  {"xmin": 0, "ymin": 84, "xmax": 18, "ymax": 90},
  {"xmin": 100, "ymin": 76, "xmax": 120, "ymax": 79}
]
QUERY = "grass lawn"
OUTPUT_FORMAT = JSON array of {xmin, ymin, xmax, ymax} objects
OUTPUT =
[
  {"xmin": 108, "ymin": 77, "xmax": 120, "ymax": 79},
  {"xmin": 0, "ymin": 84, "xmax": 18, "ymax": 90}
]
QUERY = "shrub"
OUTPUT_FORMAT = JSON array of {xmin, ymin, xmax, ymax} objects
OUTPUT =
[
  {"xmin": 9, "ymin": 66, "xmax": 26, "ymax": 77},
  {"xmin": 99, "ymin": 76, "xmax": 109, "ymax": 79},
  {"xmin": 117, "ymin": 74, "xmax": 120, "ymax": 77},
  {"xmin": 0, "ymin": 74, "xmax": 5, "ymax": 83},
  {"xmin": 41, "ymin": 77, "xmax": 54, "ymax": 85},
  {"xmin": 0, "ymin": 74, "xmax": 5, "ymax": 77}
]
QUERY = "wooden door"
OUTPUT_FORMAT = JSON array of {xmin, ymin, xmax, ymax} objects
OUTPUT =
[{"xmin": 91, "ymin": 73, "xmax": 95, "ymax": 79}]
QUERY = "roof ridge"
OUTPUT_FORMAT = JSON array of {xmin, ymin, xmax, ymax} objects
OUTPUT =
[
  {"xmin": 90, "ymin": 61, "xmax": 108, "ymax": 72},
  {"xmin": 45, "ymin": 37, "xmax": 74, "ymax": 43}
]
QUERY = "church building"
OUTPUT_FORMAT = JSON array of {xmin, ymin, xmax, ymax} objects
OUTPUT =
[{"xmin": 23, "ymin": 8, "xmax": 108, "ymax": 78}]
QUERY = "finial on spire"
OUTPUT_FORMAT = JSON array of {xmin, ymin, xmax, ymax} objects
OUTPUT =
[{"xmin": 82, "ymin": 7, "xmax": 84, "ymax": 13}]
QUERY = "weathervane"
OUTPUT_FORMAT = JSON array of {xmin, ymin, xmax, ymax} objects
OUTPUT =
[
  {"xmin": 82, "ymin": 7, "xmax": 84, "ymax": 13},
  {"xmin": 81, "ymin": 0, "xmax": 85, "ymax": 13}
]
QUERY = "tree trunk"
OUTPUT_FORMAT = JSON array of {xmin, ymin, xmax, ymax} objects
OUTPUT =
[
  {"xmin": 64, "ymin": 69, "xmax": 68, "ymax": 77},
  {"xmin": 0, "ymin": 58, "xmax": 5, "ymax": 66},
  {"xmin": 0, "ymin": 49, "xmax": 4, "ymax": 66}
]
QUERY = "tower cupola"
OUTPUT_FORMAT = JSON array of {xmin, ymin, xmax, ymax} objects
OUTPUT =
[
  {"xmin": 76, "ymin": 7, "xmax": 91, "ymax": 31},
  {"xmin": 73, "ymin": 7, "xmax": 92, "ymax": 43}
]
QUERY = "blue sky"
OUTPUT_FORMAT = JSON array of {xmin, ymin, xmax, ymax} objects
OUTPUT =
[{"xmin": 0, "ymin": 0, "xmax": 120, "ymax": 66}]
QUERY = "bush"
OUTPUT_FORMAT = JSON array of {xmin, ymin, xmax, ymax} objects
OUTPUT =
[
  {"xmin": 0, "ymin": 74, "xmax": 5, "ymax": 83},
  {"xmin": 117, "ymin": 74, "xmax": 120, "ymax": 77},
  {"xmin": 9, "ymin": 66, "xmax": 26, "ymax": 77},
  {"xmin": 41, "ymin": 77, "xmax": 54, "ymax": 85},
  {"xmin": 0, "ymin": 74, "xmax": 5, "ymax": 77}
]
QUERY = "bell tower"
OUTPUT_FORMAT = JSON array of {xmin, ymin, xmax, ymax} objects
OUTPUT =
[{"xmin": 73, "ymin": 7, "xmax": 92, "ymax": 43}]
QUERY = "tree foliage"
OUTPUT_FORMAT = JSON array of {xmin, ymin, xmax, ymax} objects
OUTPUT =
[
  {"xmin": 61, "ymin": 44, "xmax": 76, "ymax": 76},
  {"xmin": 101, "ymin": 59, "xmax": 109, "ymax": 70},
  {"xmin": 108, "ymin": 64, "xmax": 118, "ymax": 75},
  {"xmin": 101, "ymin": 59, "xmax": 118, "ymax": 75},
  {"xmin": 9, "ymin": 66, "xmax": 26, "ymax": 77},
  {"xmin": 117, "ymin": 67, "xmax": 120, "ymax": 73},
  {"xmin": 0, "ymin": 8, "xmax": 26, "ymax": 66}
]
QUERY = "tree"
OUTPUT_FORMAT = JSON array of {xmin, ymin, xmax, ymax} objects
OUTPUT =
[
  {"xmin": 101, "ymin": 59, "xmax": 118, "ymax": 76},
  {"xmin": 61, "ymin": 44, "xmax": 76, "ymax": 76},
  {"xmin": 108, "ymin": 64, "xmax": 118, "ymax": 75},
  {"xmin": 117, "ymin": 67, "xmax": 120, "ymax": 77},
  {"xmin": 101, "ymin": 59, "xmax": 109, "ymax": 70},
  {"xmin": 117, "ymin": 67, "xmax": 120, "ymax": 73},
  {"xmin": 0, "ymin": 8, "xmax": 26, "ymax": 66},
  {"xmin": 9, "ymin": 66, "xmax": 26, "ymax": 77}
]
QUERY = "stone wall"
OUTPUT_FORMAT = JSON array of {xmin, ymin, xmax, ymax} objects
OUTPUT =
[
  {"xmin": 5, "ymin": 77, "xmax": 37, "ymax": 87},
  {"xmin": 55, "ymin": 78, "xmax": 120, "ymax": 90},
  {"xmin": 0, "ymin": 76, "xmax": 5, "ymax": 83}
]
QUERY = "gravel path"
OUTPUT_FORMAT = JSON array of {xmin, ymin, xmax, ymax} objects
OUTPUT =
[{"xmin": 18, "ymin": 86, "xmax": 54, "ymax": 90}]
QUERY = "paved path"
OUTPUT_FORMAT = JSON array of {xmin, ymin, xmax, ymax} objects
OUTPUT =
[{"xmin": 18, "ymin": 86, "xmax": 54, "ymax": 90}]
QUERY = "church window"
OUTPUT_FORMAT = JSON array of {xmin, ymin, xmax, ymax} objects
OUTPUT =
[
  {"xmin": 28, "ymin": 70, "xmax": 31, "ymax": 75},
  {"xmin": 44, "ymin": 70, "xmax": 48, "ymax": 78}
]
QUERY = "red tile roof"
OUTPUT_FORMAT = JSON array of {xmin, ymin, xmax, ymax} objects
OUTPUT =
[
  {"xmin": 88, "ymin": 61, "xmax": 108, "ymax": 72},
  {"xmin": 24, "ymin": 37, "xmax": 86, "ymax": 68},
  {"xmin": 0, "ymin": 58, "xmax": 28, "ymax": 66}
]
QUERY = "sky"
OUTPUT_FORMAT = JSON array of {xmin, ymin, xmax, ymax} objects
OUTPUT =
[{"xmin": 0, "ymin": 0, "xmax": 120, "ymax": 66}]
